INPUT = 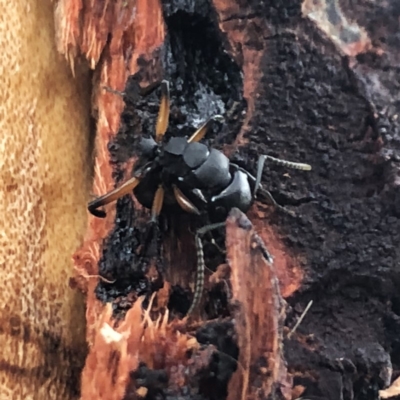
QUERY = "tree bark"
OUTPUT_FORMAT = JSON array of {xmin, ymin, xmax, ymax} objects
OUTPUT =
[{"xmin": 57, "ymin": 0, "xmax": 400, "ymax": 399}]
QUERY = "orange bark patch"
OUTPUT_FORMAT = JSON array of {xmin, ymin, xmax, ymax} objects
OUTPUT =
[{"xmin": 213, "ymin": 0, "xmax": 269, "ymax": 151}]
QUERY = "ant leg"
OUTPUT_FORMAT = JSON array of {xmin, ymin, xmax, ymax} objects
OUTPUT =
[
  {"xmin": 231, "ymin": 163, "xmax": 294, "ymax": 216},
  {"xmin": 188, "ymin": 115, "xmax": 224, "ymax": 143},
  {"xmin": 143, "ymin": 186, "xmax": 163, "ymax": 263},
  {"xmin": 172, "ymin": 185, "xmax": 200, "ymax": 215},
  {"xmin": 137, "ymin": 80, "xmax": 163, "ymax": 97},
  {"xmin": 155, "ymin": 80, "xmax": 170, "ymax": 143},
  {"xmin": 254, "ymin": 155, "xmax": 311, "ymax": 196},
  {"xmin": 256, "ymin": 186, "xmax": 295, "ymax": 216},
  {"xmin": 210, "ymin": 235, "xmax": 226, "ymax": 254},
  {"xmin": 187, "ymin": 222, "xmax": 226, "ymax": 316},
  {"xmin": 88, "ymin": 176, "xmax": 141, "ymax": 218},
  {"xmin": 151, "ymin": 185, "xmax": 165, "ymax": 223},
  {"xmin": 253, "ymin": 155, "xmax": 266, "ymax": 196}
]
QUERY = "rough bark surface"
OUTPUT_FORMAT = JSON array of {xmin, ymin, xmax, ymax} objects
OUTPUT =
[{"xmin": 63, "ymin": 0, "xmax": 400, "ymax": 399}]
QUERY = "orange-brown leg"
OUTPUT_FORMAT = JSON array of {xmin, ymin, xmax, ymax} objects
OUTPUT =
[
  {"xmin": 188, "ymin": 115, "xmax": 224, "ymax": 143},
  {"xmin": 172, "ymin": 185, "xmax": 200, "ymax": 215},
  {"xmin": 88, "ymin": 176, "xmax": 141, "ymax": 218},
  {"xmin": 151, "ymin": 185, "xmax": 165, "ymax": 222},
  {"xmin": 155, "ymin": 80, "xmax": 170, "ymax": 143}
]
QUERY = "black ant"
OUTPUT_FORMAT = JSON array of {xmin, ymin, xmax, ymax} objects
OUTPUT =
[{"xmin": 88, "ymin": 80, "xmax": 311, "ymax": 316}]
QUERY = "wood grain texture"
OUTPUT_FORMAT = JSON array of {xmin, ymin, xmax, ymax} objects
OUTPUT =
[{"xmin": 0, "ymin": 0, "xmax": 91, "ymax": 398}]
